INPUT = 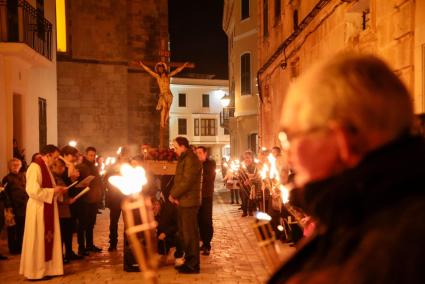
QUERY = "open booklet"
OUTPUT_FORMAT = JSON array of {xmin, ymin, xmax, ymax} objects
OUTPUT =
[
  {"xmin": 75, "ymin": 175, "xmax": 95, "ymax": 188},
  {"xmin": 72, "ymin": 186, "xmax": 90, "ymax": 202}
]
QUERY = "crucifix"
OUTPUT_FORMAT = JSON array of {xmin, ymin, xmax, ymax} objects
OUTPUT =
[{"xmin": 130, "ymin": 39, "xmax": 195, "ymax": 149}]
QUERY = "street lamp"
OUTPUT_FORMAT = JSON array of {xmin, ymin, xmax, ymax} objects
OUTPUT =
[
  {"xmin": 220, "ymin": 94, "xmax": 230, "ymax": 107},
  {"xmin": 68, "ymin": 140, "xmax": 77, "ymax": 147}
]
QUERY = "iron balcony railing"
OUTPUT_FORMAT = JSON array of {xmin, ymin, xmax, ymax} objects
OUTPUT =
[
  {"xmin": 220, "ymin": 107, "xmax": 235, "ymax": 128},
  {"xmin": 0, "ymin": 0, "xmax": 52, "ymax": 60}
]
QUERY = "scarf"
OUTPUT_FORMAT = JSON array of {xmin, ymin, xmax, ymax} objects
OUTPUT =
[{"xmin": 34, "ymin": 158, "xmax": 54, "ymax": 262}]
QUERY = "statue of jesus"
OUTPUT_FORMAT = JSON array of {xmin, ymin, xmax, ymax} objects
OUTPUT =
[{"xmin": 137, "ymin": 61, "xmax": 190, "ymax": 128}]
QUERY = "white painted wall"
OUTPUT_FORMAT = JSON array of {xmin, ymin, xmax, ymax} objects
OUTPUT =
[
  {"xmin": 0, "ymin": 1, "xmax": 57, "ymax": 176},
  {"xmin": 169, "ymin": 77, "xmax": 230, "ymax": 162}
]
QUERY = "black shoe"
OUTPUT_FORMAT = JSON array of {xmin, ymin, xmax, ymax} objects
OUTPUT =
[
  {"xmin": 78, "ymin": 249, "xmax": 89, "ymax": 256},
  {"xmin": 202, "ymin": 248, "xmax": 211, "ymax": 256},
  {"xmin": 241, "ymin": 212, "xmax": 247, "ymax": 217},
  {"xmin": 66, "ymin": 252, "xmax": 84, "ymax": 260},
  {"xmin": 230, "ymin": 201, "xmax": 234, "ymax": 204},
  {"xmin": 124, "ymin": 265, "xmax": 140, "ymax": 272},
  {"xmin": 0, "ymin": 254, "xmax": 8, "ymax": 260},
  {"xmin": 108, "ymin": 245, "xmax": 117, "ymax": 252},
  {"xmin": 248, "ymin": 212, "xmax": 253, "ymax": 216},
  {"xmin": 87, "ymin": 245, "xmax": 102, "ymax": 252},
  {"xmin": 63, "ymin": 257, "xmax": 70, "ymax": 264},
  {"xmin": 178, "ymin": 265, "xmax": 200, "ymax": 274},
  {"xmin": 238, "ymin": 207, "xmax": 243, "ymax": 210}
]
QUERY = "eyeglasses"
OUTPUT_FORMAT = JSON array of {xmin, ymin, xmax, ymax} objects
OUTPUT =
[{"xmin": 278, "ymin": 126, "xmax": 327, "ymax": 150}]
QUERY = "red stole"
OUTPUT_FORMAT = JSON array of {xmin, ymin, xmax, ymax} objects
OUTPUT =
[{"xmin": 34, "ymin": 158, "xmax": 55, "ymax": 262}]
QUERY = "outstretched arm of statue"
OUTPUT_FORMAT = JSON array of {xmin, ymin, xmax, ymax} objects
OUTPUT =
[
  {"xmin": 169, "ymin": 62, "xmax": 190, "ymax": 77},
  {"xmin": 137, "ymin": 60, "xmax": 159, "ymax": 78}
]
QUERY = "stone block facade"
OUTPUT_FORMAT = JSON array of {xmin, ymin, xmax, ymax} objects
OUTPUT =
[
  {"xmin": 257, "ymin": 0, "xmax": 421, "ymax": 148},
  {"xmin": 57, "ymin": 0, "xmax": 167, "ymax": 156}
]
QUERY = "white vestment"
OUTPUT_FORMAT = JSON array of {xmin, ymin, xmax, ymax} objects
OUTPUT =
[{"xmin": 19, "ymin": 162, "xmax": 63, "ymax": 279}]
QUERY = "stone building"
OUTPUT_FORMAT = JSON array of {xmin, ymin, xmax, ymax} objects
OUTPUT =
[
  {"xmin": 258, "ymin": 0, "xmax": 425, "ymax": 148},
  {"xmin": 223, "ymin": 0, "xmax": 260, "ymax": 159},
  {"xmin": 57, "ymin": 0, "xmax": 168, "ymax": 156},
  {"xmin": 169, "ymin": 77, "xmax": 230, "ymax": 161},
  {"xmin": 0, "ymin": 0, "xmax": 57, "ymax": 175}
]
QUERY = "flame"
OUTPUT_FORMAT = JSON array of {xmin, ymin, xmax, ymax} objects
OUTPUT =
[
  {"xmin": 108, "ymin": 164, "xmax": 148, "ymax": 196},
  {"xmin": 117, "ymin": 146, "xmax": 122, "ymax": 155},
  {"xmin": 255, "ymin": 211, "xmax": 272, "ymax": 221},
  {"xmin": 267, "ymin": 154, "xmax": 280, "ymax": 181},
  {"xmin": 279, "ymin": 184, "xmax": 290, "ymax": 204},
  {"xmin": 260, "ymin": 164, "xmax": 269, "ymax": 180}
]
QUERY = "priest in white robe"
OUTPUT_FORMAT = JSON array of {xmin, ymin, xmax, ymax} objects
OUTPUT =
[{"xmin": 20, "ymin": 145, "xmax": 67, "ymax": 280}]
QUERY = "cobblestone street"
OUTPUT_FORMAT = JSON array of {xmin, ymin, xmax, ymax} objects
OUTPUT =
[{"xmin": 0, "ymin": 179, "xmax": 285, "ymax": 283}]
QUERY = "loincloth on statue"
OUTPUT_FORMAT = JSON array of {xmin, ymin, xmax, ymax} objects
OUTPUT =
[{"xmin": 156, "ymin": 92, "xmax": 173, "ymax": 110}]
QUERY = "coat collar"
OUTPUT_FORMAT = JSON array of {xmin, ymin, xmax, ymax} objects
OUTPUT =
[{"xmin": 291, "ymin": 135, "xmax": 425, "ymax": 229}]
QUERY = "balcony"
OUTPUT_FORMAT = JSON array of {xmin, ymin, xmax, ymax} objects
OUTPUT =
[
  {"xmin": 0, "ymin": 0, "xmax": 53, "ymax": 61},
  {"xmin": 220, "ymin": 107, "xmax": 235, "ymax": 129}
]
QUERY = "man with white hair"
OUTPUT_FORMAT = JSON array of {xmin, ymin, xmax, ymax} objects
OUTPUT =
[{"xmin": 269, "ymin": 54, "xmax": 425, "ymax": 283}]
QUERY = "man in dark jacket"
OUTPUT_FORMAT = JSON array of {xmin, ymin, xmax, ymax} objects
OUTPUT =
[
  {"xmin": 2, "ymin": 158, "xmax": 28, "ymax": 254},
  {"xmin": 195, "ymin": 146, "xmax": 216, "ymax": 256},
  {"xmin": 169, "ymin": 137, "xmax": 202, "ymax": 274},
  {"xmin": 269, "ymin": 54, "xmax": 425, "ymax": 284},
  {"xmin": 76, "ymin": 146, "xmax": 104, "ymax": 253},
  {"xmin": 105, "ymin": 150, "xmax": 129, "ymax": 252}
]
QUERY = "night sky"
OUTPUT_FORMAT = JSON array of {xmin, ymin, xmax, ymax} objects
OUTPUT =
[{"xmin": 169, "ymin": 0, "xmax": 228, "ymax": 79}]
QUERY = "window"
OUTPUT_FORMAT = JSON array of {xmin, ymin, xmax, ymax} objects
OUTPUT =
[
  {"xmin": 274, "ymin": 0, "xmax": 281, "ymax": 24},
  {"xmin": 200, "ymin": 119, "xmax": 216, "ymax": 136},
  {"xmin": 194, "ymin": 119, "xmax": 216, "ymax": 136},
  {"xmin": 56, "ymin": 0, "xmax": 67, "ymax": 52},
  {"xmin": 36, "ymin": 0, "xmax": 45, "ymax": 39},
  {"xmin": 263, "ymin": 0, "xmax": 269, "ymax": 37},
  {"xmin": 38, "ymin": 98, "xmax": 47, "ymax": 151},
  {"xmin": 241, "ymin": 53, "xmax": 251, "ymax": 95},
  {"xmin": 241, "ymin": 0, "xmax": 250, "ymax": 20},
  {"xmin": 202, "ymin": 94, "xmax": 210, "ymax": 107},
  {"xmin": 178, "ymin": 93, "xmax": 186, "ymax": 107},
  {"xmin": 194, "ymin": 119, "xmax": 199, "ymax": 136},
  {"xmin": 293, "ymin": 9, "xmax": 299, "ymax": 31},
  {"xmin": 178, "ymin": 118, "xmax": 187, "ymax": 135},
  {"xmin": 248, "ymin": 133, "xmax": 258, "ymax": 154}
]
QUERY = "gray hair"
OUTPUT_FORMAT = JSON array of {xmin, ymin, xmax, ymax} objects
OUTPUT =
[{"xmin": 282, "ymin": 53, "xmax": 413, "ymax": 143}]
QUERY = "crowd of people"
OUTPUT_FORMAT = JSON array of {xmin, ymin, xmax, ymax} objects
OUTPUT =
[
  {"xmin": 0, "ymin": 137, "xmax": 217, "ymax": 278},
  {"xmin": 1, "ymin": 53, "xmax": 424, "ymax": 283}
]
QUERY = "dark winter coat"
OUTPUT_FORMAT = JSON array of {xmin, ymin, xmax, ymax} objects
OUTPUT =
[
  {"xmin": 105, "ymin": 163, "xmax": 125, "ymax": 209},
  {"xmin": 76, "ymin": 157, "xmax": 104, "ymax": 204},
  {"xmin": 201, "ymin": 159, "xmax": 216, "ymax": 198},
  {"xmin": 170, "ymin": 150, "xmax": 202, "ymax": 207},
  {"xmin": 269, "ymin": 135, "xmax": 425, "ymax": 284},
  {"xmin": 2, "ymin": 172, "xmax": 28, "ymax": 217}
]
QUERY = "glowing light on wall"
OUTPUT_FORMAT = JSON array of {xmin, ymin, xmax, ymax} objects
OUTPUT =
[{"xmin": 56, "ymin": 0, "xmax": 67, "ymax": 52}]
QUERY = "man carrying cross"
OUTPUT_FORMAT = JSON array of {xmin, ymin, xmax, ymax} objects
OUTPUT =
[{"xmin": 20, "ymin": 145, "xmax": 67, "ymax": 280}]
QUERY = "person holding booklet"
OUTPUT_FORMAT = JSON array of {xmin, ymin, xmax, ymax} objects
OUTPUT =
[
  {"xmin": 19, "ymin": 145, "xmax": 67, "ymax": 280},
  {"xmin": 51, "ymin": 159, "xmax": 83, "ymax": 263},
  {"xmin": 76, "ymin": 146, "xmax": 104, "ymax": 253}
]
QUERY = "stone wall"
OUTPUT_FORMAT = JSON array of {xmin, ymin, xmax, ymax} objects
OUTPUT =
[
  {"xmin": 57, "ymin": 0, "xmax": 167, "ymax": 156},
  {"xmin": 258, "ymin": 0, "xmax": 418, "ymax": 148}
]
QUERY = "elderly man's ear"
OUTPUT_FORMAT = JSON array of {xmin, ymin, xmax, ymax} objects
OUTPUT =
[{"xmin": 329, "ymin": 122, "xmax": 363, "ymax": 168}]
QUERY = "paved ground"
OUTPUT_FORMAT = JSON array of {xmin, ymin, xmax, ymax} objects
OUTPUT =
[{"xmin": 0, "ymin": 178, "xmax": 293, "ymax": 283}]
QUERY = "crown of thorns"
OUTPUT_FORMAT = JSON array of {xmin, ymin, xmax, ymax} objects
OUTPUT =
[{"xmin": 155, "ymin": 62, "xmax": 168, "ymax": 72}]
